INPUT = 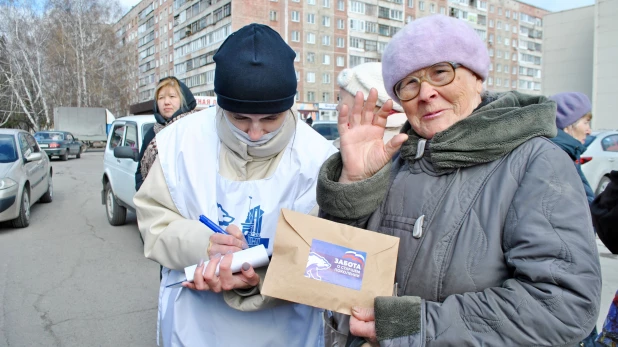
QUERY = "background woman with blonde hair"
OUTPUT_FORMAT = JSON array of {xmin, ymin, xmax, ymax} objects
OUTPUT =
[{"xmin": 134, "ymin": 77, "xmax": 196, "ymax": 191}]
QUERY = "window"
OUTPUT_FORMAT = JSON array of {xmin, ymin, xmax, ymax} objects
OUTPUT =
[
  {"xmin": 489, "ymin": 4, "xmax": 494, "ymax": 12},
  {"xmin": 307, "ymin": 52, "xmax": 315, "ymax": 63},
  {"xmin": 291, "ymin": 11, "xmax": 300, "ymax": 22},
  {"xmin": 123, "ymin": 124, "xmax": 138, "ymax": 148},
  {"xmin": 505, "ymin": 23, "xmax": 509, "ymax": 31},
  {"xmin": 497, "ymin": 21, "xmax": 502, "ymax": 29},
  {"xmin": 497, "ymin": 64, "xmax": 501, "ymax": 72},
  {"xmin": 350, "ymin": 37, "xmax": 364, "ymax": 49},
  {"xmin": 291, "ymin": 31, "xmax": 300, "ymax": 41},
  {"xmin": 430, "ymin": 3, "xmax": 435, "ymax": 13},
  {"xmin": 322, "ymin": 72, "xmax": 331, "ymax": 83},
  {"xmin": 337, "ymin": 0, "xmax": 344, "ymax": 10},
  {"xmin": 307, "ymin": 91, "xmax": 315, "ymax": 102},
  {"xmin": 294, "ymin": 51, "xmax": 300, "ymax": 62},
  {"xmin": 504, "ymin": 78, "xmax": 509, "ymax": 87},
  {"xmin": 323, "ymin": 54, "xmax": 331, "ymax": 65},
  {"xmin": 489, "ymin": 19, "xmax": 493, "ymax": 27},
  {"xmin": 408, "ymin": 0, "xmax": 414, "ymax": 8},
  {"xmin": 512, "ymin": 80, "xmax": 517, "ymax": 88},
  {"xmin": 496, "ymin": 78, "xmax": 502, "ymax": 86},
  {"xmin": 307, "ymin": 13, "xmax": 315, "ymax": 24},
  {"xmin": 489, "ymin": 48, "xmax": 494, "ymax": 57},
  {"xmin": 350, "ymin": 1, "xmax": 365, "ymax": 13},
  {"xmin": 489, "ymin": 34, "xmax": 494, "ymax": 43},
  {"xmin": 350, "ymin": 19, "xmax": 366, "ymax": 32},
  {"xmin": 489, "ymin": 63, "xmax": 493, "ymax": 71},
  {"xmin": 337, "ymin": 18, "xmax": 345, "ymax": 29},
  {"xmin": 336, "ymin": 56, "xmax": 345, "ymax": 66},
  {"xmin": 479, "ymin": 1, "xmax": 487, "ymax": 10},
  {"xmin": 505, "ymin": 10, "xmax": 510, "ymax": 18},
  {"xmin": 498, "ymin": 7, "xmax": 502, "ymax": 15},
  {"xmin": 419, "ymin": 1, "xmax": 424, "ymax": 11},
  {"xmin": 602, "ymin": 135, "xmax": 618, "ymax": 152},
  {"xmin": 307, "ymin": 0, "xmax": 316, "ymax": 4},
  {"xmin": 440, "ymin": 6, "xmax": 445, "ymax": 14},
  {"xmin": 323, "ymin": 0, "xmax": 330, "ymax": 7},
  {"xmin": 270, "ymin": 10, "xmax": 277, "ymax": 21},
  {"xmin": 322, "ymin": 92, "xmax": 330, "ymax": 102},
  {"xmin": 513, "ymin": 12, "xmax": 518, "ymax": 20},
  {"xmin": 323, "ymin": 16, "xmax": 331, "ymax": 27},
  {"xmin": 322, "ymin": 35, "xmax": 331, "ymax": 45},
  {"xmin": 497, "ymin": 50, "xmax": 503, "ymax": 58},
  {"xmin": 504, "ymin": 38, "xmax": 509, "ymax": 46},
  {"xmin": 109, "ymin": 125, "xmax": 125, "ymax": 149},
  {"xmin": 295, "ymin": 70, "xmax": 300, "ymax": 81},
  {"xmin": 336, "ymin": 37, "xmax": 345, "ymax": 47},
  {"xmin": 307, "ymin": 32, "xmax": 316, "ymax": 43},
  {"xmin": 488, "ymin": 77, "xmax": 493, "ymax": 85},
  {"xmin": 307, "ymin": 72, "xmax": 316, "ymax": 83}
]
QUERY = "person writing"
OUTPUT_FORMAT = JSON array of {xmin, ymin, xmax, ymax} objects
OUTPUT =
[
  {"xmin": 317, "ymin": 14, "xmax": 601, "ymax": 346},
  {"xmin": 134, "ymin": 23, "xmax": 337, "ymax": 346}
]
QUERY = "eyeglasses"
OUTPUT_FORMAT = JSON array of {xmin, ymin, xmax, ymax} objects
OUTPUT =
[{"xmin": 394, "ymin": 62, "xmax": 461, "ymax": 101}]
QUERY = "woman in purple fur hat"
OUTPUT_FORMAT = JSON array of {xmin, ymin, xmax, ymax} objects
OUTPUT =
[{"xmin": 317, "ymin": 14, "xmax": 601, "ymax": 346}]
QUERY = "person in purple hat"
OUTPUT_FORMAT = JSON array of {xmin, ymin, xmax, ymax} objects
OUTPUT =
[
  {"xmin": 317, "ymin": 14, "xmax": 601, "ymax": 346},
  {"xmin": 549, "ymin": 92, "xmax": 595, "ymax": 204}
]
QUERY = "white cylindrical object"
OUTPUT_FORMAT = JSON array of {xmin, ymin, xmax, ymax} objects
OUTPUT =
[{"xmin": 184, "ymin": 244, "xmax": 270, "ymax": 282}]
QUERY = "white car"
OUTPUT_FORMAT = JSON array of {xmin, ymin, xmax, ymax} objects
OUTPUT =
[
  {"xmin": 0, "ymin": 129, "xmax": 53, "ymax": 227},
  {"xmin": 581, "ymin": 130, "xmax": 618, "ymax": 195},
  {"xmin": 101, "ymin": 115, "xmax": 155, "ymax": 226}
]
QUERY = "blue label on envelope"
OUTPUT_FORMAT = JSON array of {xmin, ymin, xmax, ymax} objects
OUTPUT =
[{"xmin": 305, "ymin": 239, "xmax": 366, "ymax": 291}]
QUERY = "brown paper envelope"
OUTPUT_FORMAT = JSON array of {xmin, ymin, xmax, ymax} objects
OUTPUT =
[{"xmin": 261, "ymin": 209, "xmax": 399, "ymax": 315}]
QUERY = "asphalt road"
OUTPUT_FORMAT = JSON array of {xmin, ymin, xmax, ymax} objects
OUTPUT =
[
  {"xmin": 0, "ymin": 151, "xmax": 615, "ymax": 346},
  {"xmin": 0, "ymin": 152, "xmax": 158, "ymax": 347}
]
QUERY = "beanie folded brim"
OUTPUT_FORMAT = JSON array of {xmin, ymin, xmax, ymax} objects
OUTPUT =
[{"xmin": 217, "ymin": 93, "xmax": 296, "ymax": 114}]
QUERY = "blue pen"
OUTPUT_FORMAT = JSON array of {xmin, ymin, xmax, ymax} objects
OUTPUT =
[{"xmin": 199, "ymin": 214, "xmax": 229, "ymax": 235}]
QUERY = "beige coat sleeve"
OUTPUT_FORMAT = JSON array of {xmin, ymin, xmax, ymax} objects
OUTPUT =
[{"xmin": 134, "ymin": 158, "xmax": 212, "ymax": 271}]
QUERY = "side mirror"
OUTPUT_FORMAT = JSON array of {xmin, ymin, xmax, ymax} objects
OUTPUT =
[
  {"xmin": 114, "ymin": 146, "xmax": 138, "ymax": 161},
  {"xmin": 26, "ymin": 152, "xmax": 42, "ymax": 162}
]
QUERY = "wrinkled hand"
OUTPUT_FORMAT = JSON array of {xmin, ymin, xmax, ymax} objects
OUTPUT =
[
  {"xmin": 208, "ymin": 224, "xmax": 248, "ymax": 257},
  {"xmin": 182, "ymin": 253, "xmax": 260, "ymax": 292},
  {"xmin": 338, "ymin": 89, "xmax": 408, "ymax": 183},
  {"xmin": 349, "ymin": 306, "xmax": 379, "ymax": 346}
]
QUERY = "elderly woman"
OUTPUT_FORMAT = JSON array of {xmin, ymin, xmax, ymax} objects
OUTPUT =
[
  {"xmin": 317, "ymin": 15, "xmax": 601, "ymax": 346},
  {"xmin": 549, "ymin": 92, "xmax": 595, "ymax": 203}
]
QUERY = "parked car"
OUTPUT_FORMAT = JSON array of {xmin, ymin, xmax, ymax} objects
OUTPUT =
[
  {"xmin": 312, "ymin": 120, "xmax": 339, "ymax": 145},
  {"xmin": 0, "ymin": 129, "xmax": 53, "ymax": 228},
  {"xmin": 101, "ymin": 115, "xmax": 155, "ymax": 226},
  {"xmin": 581, "ymin": 130, "xmax": 618, "ymax": 195},
  {"xmin": 34, "ymin": 131, "xmax": 84, "ymax": 161}
]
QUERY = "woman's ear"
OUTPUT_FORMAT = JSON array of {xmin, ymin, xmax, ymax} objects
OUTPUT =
[{"xmin": 475, "ymin": 76, "xmax": 484, "ymax": 94}]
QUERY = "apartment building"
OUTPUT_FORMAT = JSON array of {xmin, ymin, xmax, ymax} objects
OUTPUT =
[
  {"xmin": 542, "ymin": 0, "xmax": 618, "ymax": 131},
  {"xmin": 116, "ymin": 0, "xmax": 549, "ymax": 119}
]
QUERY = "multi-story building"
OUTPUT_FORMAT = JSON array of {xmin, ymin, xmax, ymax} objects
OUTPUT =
[
  {"xmin": 542, "ymin": 0, "xmax": 618, "ymax": 131},
  {"xmin": 116, "ymin": 0, "xmax": 549, "ymax": 119}
]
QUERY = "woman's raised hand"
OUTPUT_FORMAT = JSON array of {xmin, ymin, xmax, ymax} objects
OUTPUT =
[{"xmin": 338, "ymin": 89, "xmax": 408, "ymax": 183}]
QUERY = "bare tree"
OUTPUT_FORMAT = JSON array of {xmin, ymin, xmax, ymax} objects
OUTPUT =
[{"xmin": 0, "ymin": 1, "xmax": 52, "ymax": 131}]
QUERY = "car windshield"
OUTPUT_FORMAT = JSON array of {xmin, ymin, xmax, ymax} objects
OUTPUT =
[
  {"xmin": 0, "ymin": 135, "xmax": 18, "ymax": 163},
  {"xmin": 35, "ymin": 132, "xmax": 64, "ymax": 141},
  {"xmin": 313, "ymin": 123, "xmax": 340, "ymax": 140}
]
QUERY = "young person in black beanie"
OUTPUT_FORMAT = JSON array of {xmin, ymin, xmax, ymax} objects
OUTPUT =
[{"xmin": 134, "ymin": 23, "xmax": 337, "ymax": 346}]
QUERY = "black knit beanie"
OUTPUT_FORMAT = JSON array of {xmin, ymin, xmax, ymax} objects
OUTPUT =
[{"xmin": 214, "ymin": 23, "xmax": 297, "ymax": 114}]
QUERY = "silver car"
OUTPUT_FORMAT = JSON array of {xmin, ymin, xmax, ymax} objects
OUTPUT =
[{"xmin": 0, "ymin": 129, "xmax": 53, "ymax": 227}]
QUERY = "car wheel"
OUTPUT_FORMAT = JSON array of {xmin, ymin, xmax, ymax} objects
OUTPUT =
[
  {"xmin": 39, "ymin": 174, "xmax": 53, "ymax": 203},
  {"xmin": 76, "ymin": 151, "xmax": 81, "ymax": 159},
  {"xmin": 11, "ymin": 187, "xmax": 30, "ymax": 228},
  {"xmin": 105, "ymin": 182, "xmax": 127, "ymax": 226},
  {"xmin": 61, "ymin": 150, "xmax": 68, "ymax": 161},
  {"xmin": 596, "ymin": 175, "xmax": 611, "ymax": 196}
]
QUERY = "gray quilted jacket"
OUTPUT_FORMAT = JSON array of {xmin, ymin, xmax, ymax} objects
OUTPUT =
[{"xmin": 317, "ymin": 93, "xmax": 601, "ymax": 346}]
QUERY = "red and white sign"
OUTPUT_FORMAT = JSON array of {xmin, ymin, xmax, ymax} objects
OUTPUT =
[{"xmin": 195, "ymin": 96, "xmax": 217, "ymax": 110}]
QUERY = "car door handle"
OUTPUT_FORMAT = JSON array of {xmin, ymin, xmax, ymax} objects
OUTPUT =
[{"xmin": 609, "ymin": 158, "xmax": 615, "ymax": 162}]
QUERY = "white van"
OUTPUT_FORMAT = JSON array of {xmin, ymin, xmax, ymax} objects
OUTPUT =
[{"xmin": 101, "ymin": 115, "xmax": 155, "ymax": 226}]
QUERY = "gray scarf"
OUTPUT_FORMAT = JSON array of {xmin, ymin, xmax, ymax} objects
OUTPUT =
[{"xmin": 399, "ymin": 91, "xmax": 557, "ymax": 174}]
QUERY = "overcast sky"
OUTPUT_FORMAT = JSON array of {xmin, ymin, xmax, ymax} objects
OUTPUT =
[{"xmin": 118, "ymin": 0, "xmax": 596, "ymax": 16}]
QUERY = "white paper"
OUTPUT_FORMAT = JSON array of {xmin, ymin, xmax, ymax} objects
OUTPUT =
[{"xmin": 184, "ymin": 244, "xmax": 270, "ymax": 282}]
